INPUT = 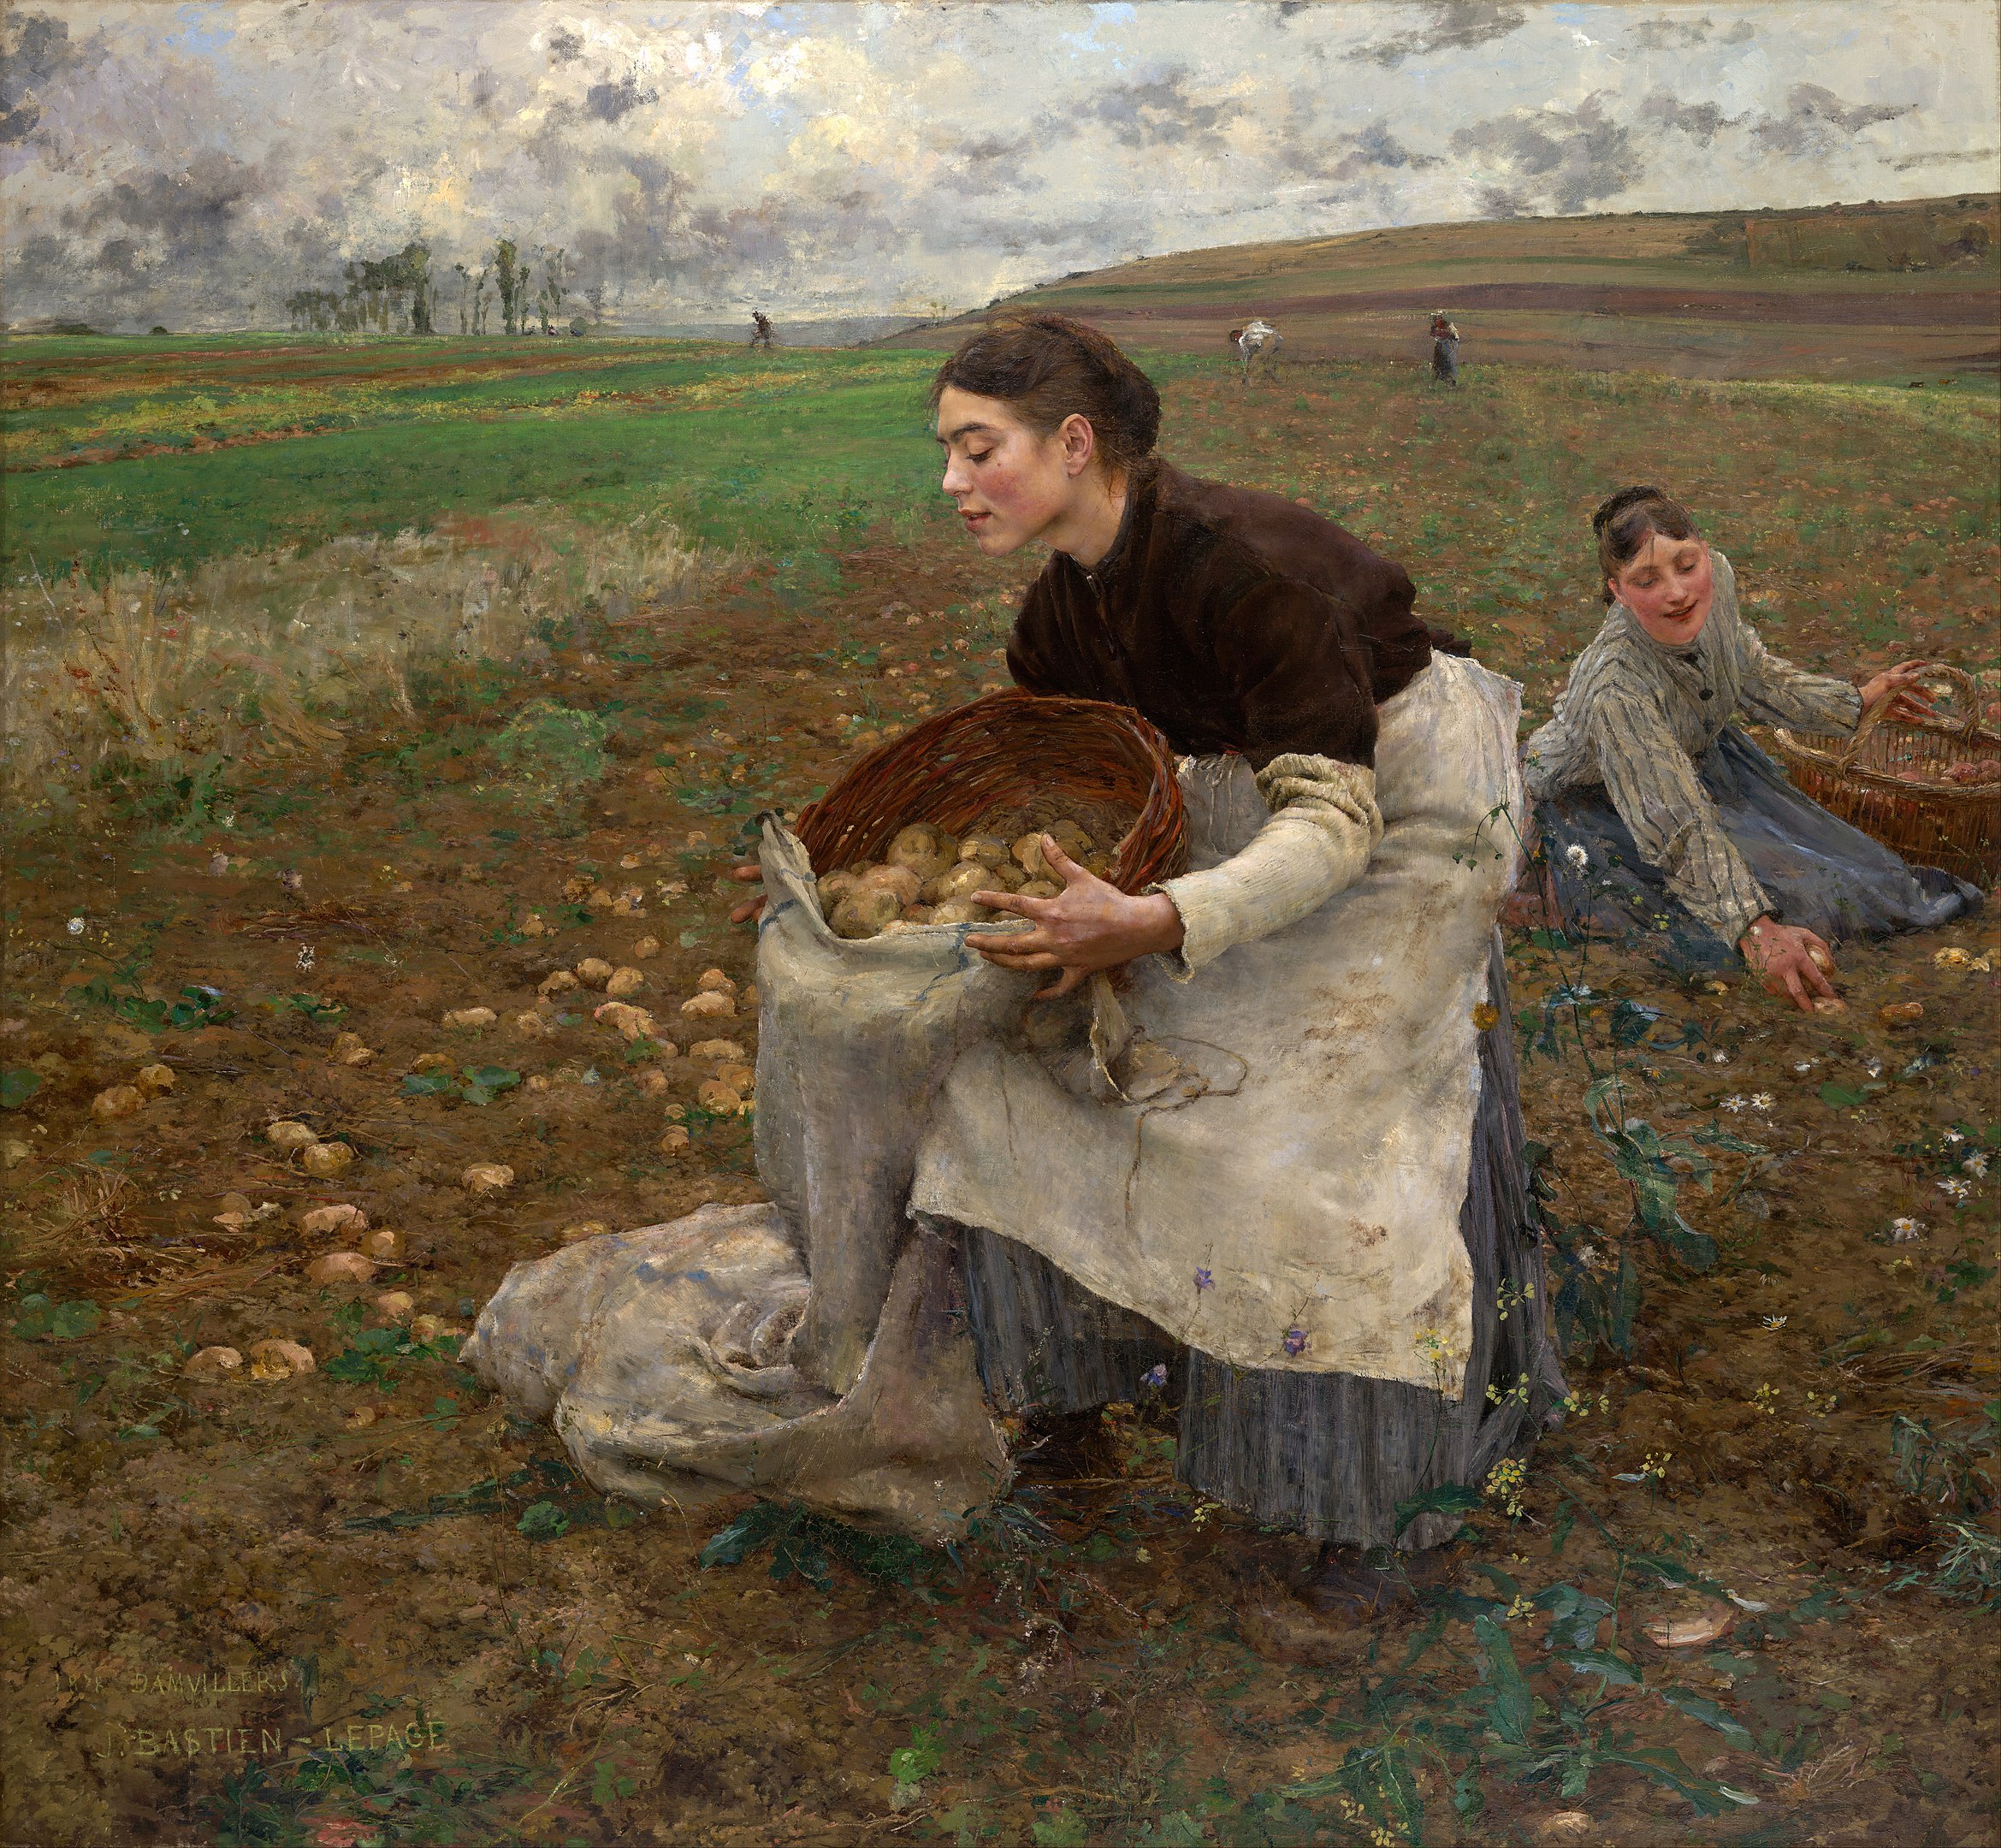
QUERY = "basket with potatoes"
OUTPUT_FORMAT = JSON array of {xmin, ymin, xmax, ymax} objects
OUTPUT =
[
  {"xmin": 791, "ymin": 690, "xmax": 1188, "ymax": 940},
  {"xmin": 1773, "ymin": 664, "xmax": 1999, "ymax": 886}
]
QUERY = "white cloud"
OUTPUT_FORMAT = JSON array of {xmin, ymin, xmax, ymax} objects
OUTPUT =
[{"xmin": 0, "ymin": 0, "xmax": 1992, "ymax": 329}]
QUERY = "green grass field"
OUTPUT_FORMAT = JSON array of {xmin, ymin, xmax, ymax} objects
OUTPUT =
[{"xmin": 4, "ymin": 335, "xmax": 1994, "ymax": 722}]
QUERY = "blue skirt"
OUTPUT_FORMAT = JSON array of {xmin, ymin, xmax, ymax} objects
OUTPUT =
[{"xmin": 1536, "ymin": 726, "xmax": 1981, "ymax": 974}]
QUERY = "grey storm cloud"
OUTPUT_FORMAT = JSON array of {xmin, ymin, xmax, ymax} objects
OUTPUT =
[
  {"xmin": 1893, "ymin": 145, "xmax": 2001, "ymax": 171},
  {"xmin": 84, "ymin": 151, "xmax": 259, "ymax": 246},
  {"xmin": 1346, "ymin": 4, "xmax": 1528, "ymax": 69},
  {"xmin": 0, "ymin": 9, "xmax": 81, "ymax": 144},
  {"xmin": 1629, "ymin": 15, "xmax": 1756, "ymax": 50},
  {"xmin": 1753, "ymin": 83, "xmax": 1920, "ymax": 156},
  {"xmin": 1638, "ymin": 92, "xmax": 1740, "ymax": 145},
  {"xmin": 583, "ymin": 72, "xmax": 657, "ymax": 123},
  {"xmin": 0, "ymin": 1, "xmax": 1988, "ymax": 331},
  {"xmin": 1072, "ymin": 69, "xmax": 1248, "ymax": 152},
  {"xmin": 1453, "ymin": 95, "xmax": 1643, "ymax": 217}
]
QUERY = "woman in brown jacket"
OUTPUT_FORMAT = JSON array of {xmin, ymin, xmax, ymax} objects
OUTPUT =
[
  {"xmin": 920, "ymin": 315, "xmax": 1560, "ymax": 1614},
  {"xmin": 933, "ymin": 314, "xmax": 1454, "ymax": 999}
]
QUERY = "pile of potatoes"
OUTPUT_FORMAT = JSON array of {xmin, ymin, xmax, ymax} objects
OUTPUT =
[{"xmin": 819, "ymin": 820, "xmax": 1113, "ymax": 940}]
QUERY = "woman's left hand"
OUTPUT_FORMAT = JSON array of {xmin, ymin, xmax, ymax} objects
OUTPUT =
[
  {"xmin": 971, "ymin": 837, "xmax": 1186, "ymax": 999},
  {"xmin": 1857, "ymin": 659, "xmax": 1939, "ymax": 725}
]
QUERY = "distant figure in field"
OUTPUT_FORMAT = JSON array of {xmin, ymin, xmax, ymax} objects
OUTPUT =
[
  {"xmin": 750, "ymin": 311, "xmax": 775, "ymax": 350},
  {"xmin": 1429, "ymin": 311, "xmax": 1460, "ymax": 387},
  {"xmin": 1227, "ymin": 318, "xmax": 1282, "ymax": 384}
]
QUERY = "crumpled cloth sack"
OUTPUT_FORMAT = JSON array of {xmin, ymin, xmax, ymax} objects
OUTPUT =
[{"xmin": 459, "ymin": 1202, "xmax": 1009, "ymax": 1540}]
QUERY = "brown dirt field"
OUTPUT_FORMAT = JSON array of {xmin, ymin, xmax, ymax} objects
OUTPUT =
[
  {"xmin": 3, "ymin": 534, "xmax": 1997, "ymax": 1846},
  {"xmin": 1089, "ymin": 284, "xmax": 2000, "ymax": 329},
  {"xmin": 0, "ymin": 339, "xmax": 692, "ymax": 408}
]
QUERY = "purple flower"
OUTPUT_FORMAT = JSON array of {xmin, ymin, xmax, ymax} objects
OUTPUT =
[
  {"xmin": 1282, "ymin": 1327, "xmax": 1309, "ymax": 1358},
  {"xmin": 1193, "ymin": 1267, "xmax": 1213, "ymax": 1293},
  {"xmin": 1142, "ymin": 1363, "xmax": 1169, "ymax": 1389}
]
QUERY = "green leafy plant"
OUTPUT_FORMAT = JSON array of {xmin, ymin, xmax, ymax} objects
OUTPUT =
[
  {"xmin": 1, "ymin": 1068, "xmax": 42, "ymax": 1109},
  {"xmin": 74, "ymin": 978, "xmax": 233, "ymax": 1033},
  {"xmin": 321, "ymin": 1324, "xmax": 462, "ymax": 1388},
  {"xmin": 889, "ymin": 1722, "xmax": 944, "ymax": 1794},
  {"xmin": 1891, "ymin": 1404, "xmax": 1998, "ymax": 1515},
  {"xmin": 279, "ymin": 992, "xmax": 346, "ymax": 1024},
  {"xmin": 488, "ymin": 700, "xmax": 609, "ymax": 806},
  {"xmin": 9, "ymin": 1293, "xmax": 102, "ymax": 1342},
  {"xmin": 400, "ymin": 1063, "xmax": 521, "ymax": 1106},
  {"xmin": 699, "ymin": 1497, "xmax": 932, "ymax": 1593}
]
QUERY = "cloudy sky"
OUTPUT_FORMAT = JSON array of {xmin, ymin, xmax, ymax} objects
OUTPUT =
[{"xmin": 3, "ymin": 1, "xmax": 1996, "ymax": 330}]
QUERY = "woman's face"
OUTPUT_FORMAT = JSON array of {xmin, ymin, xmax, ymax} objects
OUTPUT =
[
  {"xmin": 936, "ymin": 388, "xmax": 1092, "ymax": 557},
  {"xmin": 1611, "ymin": 530, "xmax": 1714, "ymax": 646}
]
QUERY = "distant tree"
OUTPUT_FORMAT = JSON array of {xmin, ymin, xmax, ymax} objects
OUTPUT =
[
  {"xmin": 585, "ymin": 282, "xmax": 606, "ymax": 327},
  {"xmin": 535, "ymin": 246, "xmax": 567, "ymax": 335},
  {"xmin": 284, "ymin": 288, "xmax": 340, "ymax": 332},
  {"xmin": 494, "ymin": 238, "xmax": 519, "ymax": 336},
  {"xmin": 150, "ymin": 325, "xmax": 169, "ymax": 335},
  {"xmin": 400, "ymin": 241, "xmax": 434, "ymax": 335},
  {"xmin": 453, "ymin": 263, "xmax": 470, "ymax": 335},
  {"xmin": 473, "ymin": 266, "xmax": 492, "ymax": 335}
]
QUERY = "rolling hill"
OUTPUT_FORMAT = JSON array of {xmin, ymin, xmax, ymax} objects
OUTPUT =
[{"xmin": 881, "ymin": 194, "xmax": 2001, "ymax": 381}]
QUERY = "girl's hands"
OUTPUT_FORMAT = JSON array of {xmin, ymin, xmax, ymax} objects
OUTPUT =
[
  {"xmin": 729, "ymin": 861, "xmax": 766, "ymax": 926},
  {"xmin": 1738, "ymin": 915, "xmax": 1837, "ymax": 1012},
  {"xmin": 1857, "ymin": 659, "xmax": 1939, "ymax": 725},
  {"xmin": 970, "ymin": 836, "xmax": 1185, "ymax": 999}
]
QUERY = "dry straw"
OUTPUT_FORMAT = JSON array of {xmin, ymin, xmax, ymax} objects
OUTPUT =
[{"xmin": 2, "ymin": 509, "xmax": 727, "ymax": 814}]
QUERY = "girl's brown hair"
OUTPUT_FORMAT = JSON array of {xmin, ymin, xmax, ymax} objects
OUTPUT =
[
  {"xmin": 929, "ymin": 312, "xmax": 1161, "ymax": 478},
  {"xmin": 1592, "ymin": 484, "xmax": 1701, "ymax": 604}
]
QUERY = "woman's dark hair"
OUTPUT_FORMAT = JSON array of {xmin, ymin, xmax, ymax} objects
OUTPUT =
[
  {"xmin": 929, "ymin": 312, "xmax": 1161, "ymax": 477},
  {"xmin": 1592, "ymin": 484, "xmax": 1701, "ymax": 604}
]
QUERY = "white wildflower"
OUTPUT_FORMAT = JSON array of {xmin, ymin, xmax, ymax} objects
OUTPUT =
[
  {"xmin": 1566, "ymin": 844, "xmax": 1589, "ymax": 871},
  {"xmin": 1889, "ymin": 1217, "xmax": 1925, "ymax": 1242},
  {"xmin": 1712, "ymin": 1051, "xmax": 1730, "ymax": 1064},
  {"xmin": 1761, "ymin": 1314, "xmax": 1788, "ymax": 1330},
  {"xmin": 1945, "ymin": 1129, "xmax": 1965, "ymax": 1144},
  {"xmin": 1963, "ymin": 1153, "xmax": 1989, "ymax": 1178},
  {"xmin": 1938, "ymin": 1177, "xmax": 1972, "ymax": 1204},
  {"xmin": 1720, "ymin": 1095, "xmax": 1749, "ymax": 1113},
  {"xmin": 1751, "ymin": 1093, "xmax": 1774, "ymax": 1111},
  {"xmin": 1793, "ymin": 1061, "xmax": 1816, "ymax": 1073},
  {"xmin": 66, "ymin": 916, "xmax": 84, "ymax": 936}
]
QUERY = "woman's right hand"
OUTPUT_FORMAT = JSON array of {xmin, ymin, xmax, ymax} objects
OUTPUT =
[
  {"xmin": 1738, "ymin": 915, "xmax": 1836, "ymax": 1011},
  {"xmin": 729, "ymin": 860, "xmax": 766, "ymax": 926},
  {"xmin": 1856, "ymin": 659, "xmax": 1939, "ymax": 725}
]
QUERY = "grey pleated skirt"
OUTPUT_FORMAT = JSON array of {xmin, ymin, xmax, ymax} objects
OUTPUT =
[
  {"xmin": 948, "ymin": 934, "xmax": 1566, "ymax": 1550},
  {"xmin": 1536, "ymin": 726, "xmax": 1980, "ymax": 976}
]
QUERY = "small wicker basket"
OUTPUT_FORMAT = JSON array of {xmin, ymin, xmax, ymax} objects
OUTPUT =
[
  {"xmin": 794, "ymin": 690, "xmax": 1188, "ymax": 892},
  {"xmin": 1773, "ymin": 665, "xmax": 2000, "ymax": 886}
]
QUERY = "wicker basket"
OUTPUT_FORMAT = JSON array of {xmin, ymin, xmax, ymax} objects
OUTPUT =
[
  {"xmin": 795, "ymin": 690, "xmax": 1188, "ymax": 892},
  {"xmin": 1773, "ymin": 665, "xmax": 2000, "ymax": 886}
]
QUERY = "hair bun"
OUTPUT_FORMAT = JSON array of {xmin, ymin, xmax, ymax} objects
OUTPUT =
[{"xmin": 1591, "ymin": 483, "xmax": 1671, "ymax": 536}]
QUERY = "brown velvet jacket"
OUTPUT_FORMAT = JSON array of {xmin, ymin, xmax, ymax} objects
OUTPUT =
[{"xmin": 1006, "ymin": 459, "xmax": 1454, "ymax": 770}]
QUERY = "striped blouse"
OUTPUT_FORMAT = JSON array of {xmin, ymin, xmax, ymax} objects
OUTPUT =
[{"xmin": 1523, "ymin": 551, "xmax": 1863, "ymax": 947}]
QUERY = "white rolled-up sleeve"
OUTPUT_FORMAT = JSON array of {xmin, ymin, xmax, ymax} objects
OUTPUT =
[{"xmin": 1151, "ymin": 754, "xmax": 1382, "ymax": 978}]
